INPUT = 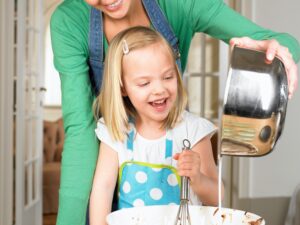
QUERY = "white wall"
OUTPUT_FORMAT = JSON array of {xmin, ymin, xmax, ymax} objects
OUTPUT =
[
  {"xmin": 43, "ymin": 0, "xmax": 63, "ymax": 122},
  {"xmin": 44, "ymin": 26, "xmax": 61, "ymax": 106},
  {"xmin": 242, "ymin": 0, "xmax": 300, "ymax": 198},
  {"xmin": 44, "ymin": 0, "xmax": 62, "ymax": 107}
]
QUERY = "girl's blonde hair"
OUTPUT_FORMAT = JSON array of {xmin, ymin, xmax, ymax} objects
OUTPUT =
[{"xmin": 94, "ymin": 26, "xmax": 187, "ymax": 141}]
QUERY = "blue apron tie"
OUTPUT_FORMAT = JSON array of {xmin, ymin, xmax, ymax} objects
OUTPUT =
[{"xmin": 126, "ymin": 129, "xmax": 173, "ymax": 159}]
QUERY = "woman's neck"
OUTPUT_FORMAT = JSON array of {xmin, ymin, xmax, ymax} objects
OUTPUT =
[{"xmin": 103, "ymin": 0, "xmax": 150, "ymax": 43}]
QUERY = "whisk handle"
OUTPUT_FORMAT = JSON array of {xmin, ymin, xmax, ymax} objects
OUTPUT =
[
  {"xmin": 180, "ymin": 176, "xmax": 190, "ymax": 200},
  {"xmin": 180, "ymin": 139, "xmax": 191, "ymax": 201}
]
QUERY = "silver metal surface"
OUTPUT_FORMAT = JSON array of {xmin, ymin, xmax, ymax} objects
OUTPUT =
[
  {"xmin": 174, "ymin": 139, "xmax": 192, "ymax": 225},
  {"xmin": 221, "ymin": 46, "xmax": 288, "ymax": 156}
]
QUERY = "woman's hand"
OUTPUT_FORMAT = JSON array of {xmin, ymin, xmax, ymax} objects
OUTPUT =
[
  {"xmin": 230, "ymin": 37, "xmax": 298, "ymax": 99},
  {"xmin": 173, "ymin": 150, "xmax": 203, "ymax": 185}
]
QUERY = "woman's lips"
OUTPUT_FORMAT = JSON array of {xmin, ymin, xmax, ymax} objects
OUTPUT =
[{"xmin": 105, "ymin": 0, "xmax": 123, "ymax": 11}]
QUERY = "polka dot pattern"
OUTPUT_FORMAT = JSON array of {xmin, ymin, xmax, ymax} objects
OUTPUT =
[
  {"xmin": 135, "ymin": 171, "xmax": 147, "ymax": 183},
  {"xmin": 122, "ymin": 181, "xmax": 131, "ymax": 193},
  {"xmin": 133, "ymin": 199, "xmax": 145, "ymax": 207},
  {"xmin": 118, "ymin": 163, "xmax": 180, "ymax": 209},
  {"xmin": 152, "ymin": 168, "xmax": 162, "ymax": 172},
  {"xmin": 150, "ymin": 188, "xmax": 163, "ymax": 200},
  {"xmin": 167, "ymin": 174, "xmax": 178, "ymax": 186}
]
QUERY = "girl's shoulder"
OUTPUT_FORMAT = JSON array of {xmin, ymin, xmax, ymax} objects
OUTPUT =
[
  {"xmin": 95, "ymin": 118, "xmax": 110, "ymax": 141},
  {"xmin": 180, "ymin": 110, "xmax": 215, "ymax": 128},
  {"xmin": 95, "ymin": 118, "xmax": 125, "ymax": 152},
  {"xmin": 172, "ymin": 111, "xmax": 217, "ymax": 148}
]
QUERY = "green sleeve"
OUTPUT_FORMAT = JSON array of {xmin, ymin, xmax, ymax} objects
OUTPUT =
[
  {"xmin": 162, "ymin": 0, "xmax": 300, "ymax": 63},
  {"xmin": 57, "ymin": 72, "xmax": 98, "ymax": 225},
  {"xmin": 185, "ymin": 0, "xmax": 300, "ymax": 62},
  {"xmin": 50, "ymin": 3, "xmax": 98, "ymax": 225}
]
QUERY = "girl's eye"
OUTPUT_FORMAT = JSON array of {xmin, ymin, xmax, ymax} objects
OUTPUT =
[
  {"xmin": 164, "ymin": 74, "xmax": 174, "ymax": 80},
  {"xmin": 138, "ymin": 82, "xmax": 149, "ymax": 87}
]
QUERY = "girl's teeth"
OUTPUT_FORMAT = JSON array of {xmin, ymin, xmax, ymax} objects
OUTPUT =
[{"xmin": 153, "ymin": 99, "xmax": 165, "ymax": 105}]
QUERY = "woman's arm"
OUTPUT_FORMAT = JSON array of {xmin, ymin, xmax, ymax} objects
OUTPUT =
[
  {"xmin": 56, "ymin": 71, "xmax": 99, "ymax": 225},
  {"xmin": 90, "ymin": 143, "xmax": 119, "ymax": 225},
  {"xmin": 195, "ymin": 0, "xmax": 300, "ymax": 97},
  {"xmin": 181, "ymin": 0, "xmax": 300, "ymax": 96},
  {"xmin": 174, "ymin": 136, "xmax": 223, "ymax": 206},
  {"xmin": 163, "ymin": 0, "xmax": 299, "ymax": 96},
  {"xmin": 50, "ymin": 3, "xmax": 96, "ymax": 225}
]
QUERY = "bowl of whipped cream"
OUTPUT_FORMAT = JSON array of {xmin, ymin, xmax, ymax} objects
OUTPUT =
[{"xmin": 107, "ymin": 205, "xmax": 265, "ymax": 225}]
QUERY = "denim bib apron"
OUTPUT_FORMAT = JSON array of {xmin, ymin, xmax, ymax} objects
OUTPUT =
[
  {"xmin": 118, "ymin": 130, "xmax": 180, "ymax": 209},
  {"xmin": 88, "ymin": 0, "xmax": 182, "ymax": 96}
]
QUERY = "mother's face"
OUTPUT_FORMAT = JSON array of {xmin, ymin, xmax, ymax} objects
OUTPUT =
[{"xmin": 85, "ymin": 0, "xmax": 136, "ymax": 20}]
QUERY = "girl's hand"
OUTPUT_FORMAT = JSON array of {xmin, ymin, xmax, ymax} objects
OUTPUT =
[
  {"xmin": 173, "ymin": 150, "xmax": 203, "ymax": 186},
  {"xmin": 230, "ymin": 37, "xmax": 298, "ymax": 99}
]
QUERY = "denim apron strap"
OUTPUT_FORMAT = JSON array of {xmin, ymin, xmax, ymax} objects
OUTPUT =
[
  {"xmin": 88, "ymin": 7, "xmax": 104, "ymax": 96},
  {"xmin": 88, "ymin": 1, "xmax": 182, "ymax": 96},
  {"xmin": 142, "ymin": 0, "xmax": 182, "ymax": 71},
  {"xmin": 86, "ymin": 9, "xmax": 105, "ymax": 225}
]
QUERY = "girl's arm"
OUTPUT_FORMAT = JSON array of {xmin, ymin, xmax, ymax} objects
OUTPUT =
[
  {"xmin": 89, "ymin": 143, "xmax": 119, "ymax": 225},
  {"xmin": 175, "ymin": 136, "xmax": 223, "ymax": 206}
]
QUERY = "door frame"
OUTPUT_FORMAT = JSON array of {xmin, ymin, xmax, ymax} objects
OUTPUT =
[
  {"xmin": 0, "ymin": 1, "xmax": 14, "ymax": 225},
  {"xmin": 14, "ymin": 0, "xmax": 44, "ymax": 224}
]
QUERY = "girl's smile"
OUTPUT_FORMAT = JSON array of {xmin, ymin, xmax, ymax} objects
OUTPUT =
[
  {"xmin": 122, "ymin": 42, "xmax": 178, "ymax": 126},
  {"xmin": 149, "ymin": 98, "xmax": 168, "ymax": 113}
]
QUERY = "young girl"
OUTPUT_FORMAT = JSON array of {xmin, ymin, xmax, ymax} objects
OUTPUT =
[{"xmin": 89, "ymin": 26, "xmax": 223, "ymax": 225}]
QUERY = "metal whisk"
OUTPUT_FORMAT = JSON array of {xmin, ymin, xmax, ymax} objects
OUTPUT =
[{"xmin": 174, "ymin": 139, "xmax": 192, "ymax": 225}]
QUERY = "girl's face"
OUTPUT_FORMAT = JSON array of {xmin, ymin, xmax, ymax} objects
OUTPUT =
[
  {"xmin": 122, "ymin": 42, "xmax": 178, "ymax": 126},
  {"xmin": 85, "ymin": 0, "xmax": 135, "ymax": 20}
]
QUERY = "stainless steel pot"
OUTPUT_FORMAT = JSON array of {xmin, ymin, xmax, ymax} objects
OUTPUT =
[{"xmin": 221, "ymin": 46, "xmax": 288, "ymax": 156}]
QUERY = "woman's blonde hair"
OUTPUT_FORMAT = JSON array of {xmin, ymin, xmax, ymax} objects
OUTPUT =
[{"xmin": 94, "ymin": 26, "xmax": 187, "ymax": 141}]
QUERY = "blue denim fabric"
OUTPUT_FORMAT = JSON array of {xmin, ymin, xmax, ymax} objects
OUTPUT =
[
  {"xmin": 142, "ymin": 0, "xmax": 182, "ymax": 70},
  {"xmin": 88, "ymin": 0, "xmax": 181, "ymax": 96},
  {"xmin": 88, "ymin": 8, "xmax": 104, "ymax": 96}
]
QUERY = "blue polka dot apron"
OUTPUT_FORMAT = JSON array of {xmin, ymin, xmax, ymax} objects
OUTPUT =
[{"xmin": 118, "ymin": 130, "xmax": 181, "ymax": 209}]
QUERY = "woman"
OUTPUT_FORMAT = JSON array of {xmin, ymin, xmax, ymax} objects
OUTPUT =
[{"xmin": 50, "ymin": 0, "xmax": 300, "ymax": 224}]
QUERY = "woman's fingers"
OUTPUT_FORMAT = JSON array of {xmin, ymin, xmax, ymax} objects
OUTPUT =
[
  {"xmin": 229, "ymin": 37, "xmax": 298, "ymax": 98},
  {"xmin": 276, "ymin": 45, "xmax": 298, "ymax": 98}
]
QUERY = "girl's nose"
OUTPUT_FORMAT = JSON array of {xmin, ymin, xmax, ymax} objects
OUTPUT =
[{"xmin": 152, "ymin": 81, "xmax": 166, "ymax": 95}]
